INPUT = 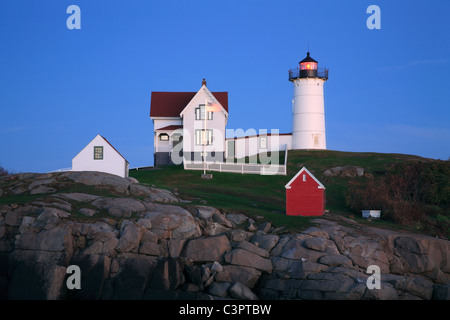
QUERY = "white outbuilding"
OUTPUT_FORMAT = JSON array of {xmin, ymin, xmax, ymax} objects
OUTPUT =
[{"xmin": 72, "ymin": 134, "xmax": 129, "ymax": 178}]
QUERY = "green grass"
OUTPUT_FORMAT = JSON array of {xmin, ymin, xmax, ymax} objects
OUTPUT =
[
  {"xmin": 0, "ymin": 193, "xmax": 45, "ymax": 206},
  {"xmin": 1, "ymin": 150, "xmax": 436, "ymax": 234},
  {"xmin": 1, "ymin": 185, "xmax": 116, "ymax": 206},
  {"xmin": 131, "ymin": 150, "xmax": 433, "ymax": 233},
  {"xmin": 131, "ymin": 165, "xmax": 314, "ymax": 231}
]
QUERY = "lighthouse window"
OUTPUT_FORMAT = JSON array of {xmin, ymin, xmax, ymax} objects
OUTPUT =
[
  {"xmin": 300, "ymin": 62, "xmax": 317, "ymax": 70},
  {"xmin": 313, "ymin": 134, "xmax": 320, "ymax": 146}
]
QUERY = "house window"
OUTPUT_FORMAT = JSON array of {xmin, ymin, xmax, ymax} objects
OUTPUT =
[
  {"xmin": 195, "ymin": 105, "xmax": 213, "ymax": 120},
  {"xmin": 159, "ymin": 133, "xmax": 169, "ymax": 141},
  {"xmin": 94, "ymin": 146, "xmax": 103, "ymax": 160},
  {"xmin": 195, "ymin": 129, "xmax": 213, "ymax": 146},
  {"xmin": 259, "ymin": 136, "xmax": 268, "ymax": 149},
  {"xmin": 303, "ymin": 174, "xmax": 306, "ymax": 182}
]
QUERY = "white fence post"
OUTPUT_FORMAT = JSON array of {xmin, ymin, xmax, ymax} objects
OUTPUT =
[{"xmin": 284, "ymin": 144, "xmax": 288, "ymax": 175}]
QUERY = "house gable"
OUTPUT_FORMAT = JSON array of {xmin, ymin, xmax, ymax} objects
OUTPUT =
[
  {"xmin": 73, "ymin": 134, "xmax": 128, "ymax": 164},
  {"xmin": 179, "ymin": 85, "xmax": 229, "ymax": 119}
]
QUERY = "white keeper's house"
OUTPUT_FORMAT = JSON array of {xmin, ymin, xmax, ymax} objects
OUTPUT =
[
  {"xmin": 150, "ymin": 79, "xmax": 229, "ymax": 165},
  {"xmin": 150, "ymin": 52, "xmax": 329, "ymax": 167}
]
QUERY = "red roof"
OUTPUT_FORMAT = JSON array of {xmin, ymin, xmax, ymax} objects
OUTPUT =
[
  {"xmin": 150, "ymin": 91, "xmax": 228, "ymax": 118},
  {"xmin": 156, "ymin": 125, "xmax": 183, "ymax": 131}
]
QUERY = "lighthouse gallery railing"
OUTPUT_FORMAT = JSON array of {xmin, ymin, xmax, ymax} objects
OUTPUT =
[{"xmin": 288, "ymin": 68, "xmax": 329, "ymax": 81}]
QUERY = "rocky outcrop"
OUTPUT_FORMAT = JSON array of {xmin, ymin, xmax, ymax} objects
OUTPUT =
[
  {"xmin": 0, "ymin": 171, "xmax": 180, "ymax": 203},
  {"xmin": 323, "ymin": 166, "xmax": 365, "ymax": 177},
  {"xmin": 182, "ymin": 235, "xmax": 231, "ymax": 263},
  {"xmin": 0, "ymin": 171, "xmax": 449, "ymax": 300}
]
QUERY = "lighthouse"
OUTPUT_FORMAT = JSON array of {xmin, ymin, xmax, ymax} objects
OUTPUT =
[{"xmin": 289, "ymin": 52, "xmax": 328, "ymax": 150}]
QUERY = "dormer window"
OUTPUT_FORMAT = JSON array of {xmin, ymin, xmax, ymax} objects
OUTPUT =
[{"xmin": 195, "ymin": 105, "xmax": 213, "ymax": 120}]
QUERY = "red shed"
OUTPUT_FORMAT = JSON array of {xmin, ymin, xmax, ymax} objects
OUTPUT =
[{"xmin": 285, "ymin": 167, "xmax": 325, "ymax": 216}]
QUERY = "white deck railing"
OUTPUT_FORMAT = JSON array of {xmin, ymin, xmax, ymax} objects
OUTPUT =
[{"xmin": 184, "ymin": 145, "xmax": 288, "ymax": 176}]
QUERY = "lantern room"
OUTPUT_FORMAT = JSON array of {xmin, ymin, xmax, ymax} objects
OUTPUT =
[
  {"xmin": 289, "ymin": 51, "xmax": 328, "ymax": 81},
  {"xmin": 299, "ymin": 52, "xmax": 318, "ymax": 78}
]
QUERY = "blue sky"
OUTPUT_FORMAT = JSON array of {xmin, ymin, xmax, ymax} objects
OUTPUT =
[{"xmin": 0, "ymin": 0, "xmax": 449, "ymax": 173}]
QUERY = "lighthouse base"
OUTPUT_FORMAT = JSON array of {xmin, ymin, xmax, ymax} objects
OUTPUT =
[{"xmin": 291, "ymin": 132, "xmax": 326, "ymax": 150}]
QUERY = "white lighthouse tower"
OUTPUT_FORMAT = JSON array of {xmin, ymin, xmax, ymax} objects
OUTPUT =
[{"xmin": 289, "ymin": 52, "xmax": 328, "ymax": 150}]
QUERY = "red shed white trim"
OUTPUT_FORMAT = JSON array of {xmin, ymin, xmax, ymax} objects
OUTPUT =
[
  {"xmin": 285, "ymin": 167, "xmax": 325, "ymax": 190},
  {"xmin": 285, "ymin": 167, "xmax": 325, "ymax": 216}
]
